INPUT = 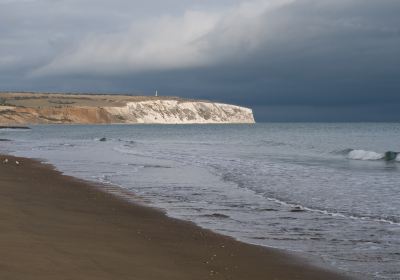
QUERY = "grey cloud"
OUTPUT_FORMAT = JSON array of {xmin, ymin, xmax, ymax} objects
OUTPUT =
[{"xmin": 0, "ymin": 0, "xmax": 399, "ymax": 121}]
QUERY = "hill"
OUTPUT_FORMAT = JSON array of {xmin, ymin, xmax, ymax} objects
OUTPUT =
[{"xmin": 0, "ymin": 92, "xmax": 255, "ymax": 124}]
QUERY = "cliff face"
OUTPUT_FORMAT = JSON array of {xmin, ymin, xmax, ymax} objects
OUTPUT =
[
  {"xmin": 0, "ymin": 97, "xmax": 255, "ymax": 125},
  {"xmin": 105, "ymin": 100, "xmax": 254, "ymax": 124},
  {"xmin": 0, "ymin": 106, "xmax": 114, "ymax": 124}
]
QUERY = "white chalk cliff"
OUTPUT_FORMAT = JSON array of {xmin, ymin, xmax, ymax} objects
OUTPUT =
[{"xmin": 105, "ymin": 100, "xmax": 255, "ymax": 124}]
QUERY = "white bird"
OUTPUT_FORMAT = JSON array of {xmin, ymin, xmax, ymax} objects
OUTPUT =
[
  {"xmin": 3, "ymin": 158, "xmax": 8, "ymax": 164},
  {"xmin": 15, "ymin": 161, "xmax": 20, "ymax": 165}
]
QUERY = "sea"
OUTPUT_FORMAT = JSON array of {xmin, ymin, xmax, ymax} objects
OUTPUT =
[{"xmin": 1, "ymin": 123, "xmax": 399, "ymax": 279}]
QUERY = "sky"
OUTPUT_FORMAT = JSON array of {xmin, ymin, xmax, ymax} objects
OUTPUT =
[{"xmin": 1, "ymin": 0, "xmax": 399, "ymax": 121}]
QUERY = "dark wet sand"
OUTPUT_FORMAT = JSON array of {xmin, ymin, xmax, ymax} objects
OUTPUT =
[{"xmin": 0, "ymin": 155, "xmax": 352, "ymax": 280}]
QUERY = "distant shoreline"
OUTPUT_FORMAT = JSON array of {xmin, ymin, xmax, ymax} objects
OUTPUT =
[{"xmin": 0, "ymin": 92, "xmax": 255, "ymax": 125}]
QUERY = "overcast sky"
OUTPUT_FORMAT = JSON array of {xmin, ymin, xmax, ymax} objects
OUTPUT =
[{"xmin": 1, "ymin": 0, "xmax": 399, "ymax": 121}]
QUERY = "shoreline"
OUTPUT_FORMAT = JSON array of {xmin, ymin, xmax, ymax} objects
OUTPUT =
[{"xmin": 0, "ymin": 154, "xmax": 353, "ymax": 280}]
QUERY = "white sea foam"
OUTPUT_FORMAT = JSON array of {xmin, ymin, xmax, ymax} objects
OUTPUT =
[{"xmin": 347, "ymin": 149, "xmax": 383, "ymax": 161}]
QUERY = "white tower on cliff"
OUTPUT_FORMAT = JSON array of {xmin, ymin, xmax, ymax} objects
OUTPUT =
[{"xmin": 155, "ymin": 90, "xmax": 158, "ymax": 97}]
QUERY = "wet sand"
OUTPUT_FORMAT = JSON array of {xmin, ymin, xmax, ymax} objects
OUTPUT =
[{"xmin": 0, "ymin": 155, "xmax": 352, "ymax": 280}]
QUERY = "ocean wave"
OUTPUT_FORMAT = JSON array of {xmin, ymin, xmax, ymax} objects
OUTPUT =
[
  {"xmin": 264, "ymin": 197, "xmax": 400, "ymax": 225},
  {"xmin": 332, "ymin": 148, "xmax": 354, "ymax": 155},
  {"xmin": 202, "ymin": 213, "xmax": 230, "ymax": 219},
  {"xmin": 339, "ymin": 149, "xmax": 399, "ymax": 161},
  {"xmin": 260, "ymin": 139, "xmax": 287, "ymax": 147},
  {"xmin": 127, "ymin": 163, "xmax": 171, "ymax": 169},
  {"xmin": 218, "ymin": 168, "xmax": 400, "ymax": 225},
  {"xmin": 113, "ymin": 146, "xmax": 138, "ymax": 155},
  {"xmin": 348, "ymin": 149, "xmax": 384, "ymax": 161}
]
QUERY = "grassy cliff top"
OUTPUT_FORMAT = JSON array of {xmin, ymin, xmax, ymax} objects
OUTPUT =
[{"xmin": 0, "ymin": 92, "xmax": 211, "ymax": 108}]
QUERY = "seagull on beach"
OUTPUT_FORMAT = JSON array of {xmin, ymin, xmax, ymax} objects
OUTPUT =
[
  {"xmin": 3, "ymin": 158, "xmax": 8, "ymax": 164},
  {"xmin": 15, "ymin": 161, "xmax": 20, "ymax": 165}
]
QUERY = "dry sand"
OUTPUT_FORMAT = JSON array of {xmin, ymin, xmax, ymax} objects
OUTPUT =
[{"xmin": 0, "ymin": 154, "xmax": 352, "ymax": 280}]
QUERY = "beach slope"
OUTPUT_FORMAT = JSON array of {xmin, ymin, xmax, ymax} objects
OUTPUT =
[{"xmin": 0, "ymin": 155, "xmax": 350, "ymax": 280}]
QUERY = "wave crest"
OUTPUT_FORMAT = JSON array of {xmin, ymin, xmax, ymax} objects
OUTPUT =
[
  {"xmin": 348, "ymin": 150, "xmax": 383, "ymax": 161},
  {"xmin": 346, "ymin": 149, "xmax": 399, "ymax": 161}
]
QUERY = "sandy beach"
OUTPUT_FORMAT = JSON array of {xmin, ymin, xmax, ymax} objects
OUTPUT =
[{"xmin": 0, "ymin": 154, "xmax": 352, "ymax": 280}]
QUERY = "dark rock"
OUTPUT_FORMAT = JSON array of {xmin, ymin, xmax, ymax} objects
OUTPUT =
[
  {"xmin": 260, "ymin": 208, "xmax": 278, "ymax": 212},
  {"xmin": 204, "ymin": 213, "xmax": 230, "ymax": 219},
  {"xmin": 0, "ymin": 126, "xmax": 30, "ymax": 129},
  {"xmin": 290, "ymin": 206, "xmax": 306, "ymax": 213}
]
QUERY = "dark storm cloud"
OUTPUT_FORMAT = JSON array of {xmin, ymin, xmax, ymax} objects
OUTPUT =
[{"xmin": 0, "ymin": 0, "xmax": 399, "ymax": 121}]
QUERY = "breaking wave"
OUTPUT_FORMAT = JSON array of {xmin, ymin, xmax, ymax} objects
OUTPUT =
[
  {"xmin": 344, "ymin": 149, "xmax": 399, "ymax": 161},
  {"xmin": 348, "ymin": 150, "xmax": 384, "ymax": 160}
]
